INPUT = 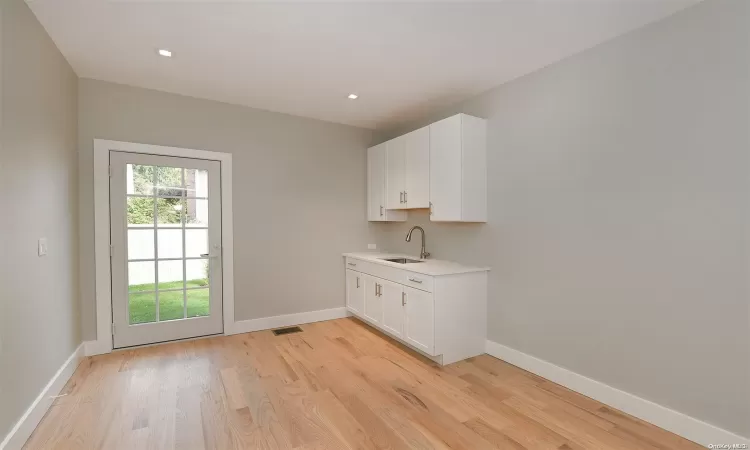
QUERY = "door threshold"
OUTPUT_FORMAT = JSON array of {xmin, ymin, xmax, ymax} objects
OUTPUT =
[{"xmin": 112, "ymin": 332, "xmax": 224, "ymax": 352}]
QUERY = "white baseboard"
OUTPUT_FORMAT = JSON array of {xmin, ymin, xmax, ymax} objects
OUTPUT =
[
  {"xmin": 83, "ymin": 308, "xmax": 350, "ymax": 353},
  {"xmin": 230, "ymin": 307, "xmax": 349, "ymax": 335},
  {"xmin": 485, "ymin": 340, "xmax": 749, "ymax": 448},
  {"xmin": 83, "ymin": 339, "xmax": 112, "ymax": 357},
  {"xmin": 0, "ymin": 343, "xmax": 85, "ymax": 450}
]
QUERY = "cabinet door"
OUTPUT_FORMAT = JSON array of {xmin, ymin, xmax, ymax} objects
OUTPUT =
[
  {"xmin": 368, "ymin": 144, "xmax": 406, "ymax": 222},
  {"xmin": 429, "ymin": 115, "xmax": 462, "ymax": 221},
  {"xmin": 345, "ymin": 269, "xmax": 364, "ymax": 316},
  {"xmin": 380, "ymin": 279, "xmax": 405, "ymax": 338},
  {"xmin": 405, "ymin": 126, "xmax": 430, "ymax": 208},
  {"xmin": 363, "ymin": 275, "xmax": 382, "ymax": 324},
  {"xmin": 386, "ymin": 136, "xmax": 407, "ymax": 210},
  {"xmin": 403, "ymin": 286, "xmax": 435, "ymax": 354},
  {"xmin": 367, "ymin": 144, "xmax": 386, "ymax": 221}
]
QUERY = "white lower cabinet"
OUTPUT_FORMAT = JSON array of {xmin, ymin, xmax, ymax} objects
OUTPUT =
[
  {"xmin": 345, "ymin": 270, "xmax": 364, "ymax": 316},
  {"xmin": 403, "ymin": 286, "xmax": 434, "ymax": 354},
  {"xmin": 380, "ymin": 278, "xmax": 405, "ymax": 339},
  {"xmin": 344, "ymin": 256, "xmax": 487, "ymax": 365},
  {"xmin": 363, "ymin": 275, "xmax": 382, "ymax": 324}
]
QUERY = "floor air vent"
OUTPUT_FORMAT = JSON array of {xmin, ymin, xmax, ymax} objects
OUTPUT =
[{"xmin": 272, "ymin": 326, "xmax": 303, "ymax": 336}]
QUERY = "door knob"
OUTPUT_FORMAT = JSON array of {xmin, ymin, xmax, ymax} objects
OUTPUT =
[{"xmin": 201, "ymin": 245, "xmax": 221, "ymax": 258}]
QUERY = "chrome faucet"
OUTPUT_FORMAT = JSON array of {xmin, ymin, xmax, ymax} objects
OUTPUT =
[{"xmin": 405, "ymin": 226, "xmax": 430, "ymax": 259}]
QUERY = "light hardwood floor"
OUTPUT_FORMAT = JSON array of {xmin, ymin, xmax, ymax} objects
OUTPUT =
[{"xmin": 24, "ymin": 318, "xmax": 702, "ymax": 449}]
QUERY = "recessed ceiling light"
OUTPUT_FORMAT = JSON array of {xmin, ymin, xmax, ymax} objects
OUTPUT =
[
  {"xmin": 348, "ymin": 94, "xmax": 358, "ymax": 100},
  {"xmin": 158, "ymin": 49, "xmax": 172, "ymax": 57}
]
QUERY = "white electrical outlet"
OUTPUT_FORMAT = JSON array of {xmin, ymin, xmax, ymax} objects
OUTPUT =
[
  {"xmin": 367, "ymin": 244, "xmax": 377, "ymax": 250},
  {"xmin": 38, "ymin": 238, "xmax": 48, "ymax": 256}
]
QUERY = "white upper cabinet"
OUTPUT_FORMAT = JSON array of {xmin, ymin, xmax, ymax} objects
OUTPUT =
[
  {"xmin": 368, "ymin": 113, "xmax": 486, "ymax": 222},
  {"xmin": 368, "ymin": 143, "xmax": 406, "ymax": 222},
  {"xmin": 384, "ymin": 127, "xmax": 430, "ymax": 210},
  {"xmin": 429, "ymin": 114, "xmax": 487, "ymax": 222},
  {"xmin": 385, "ymin": 136, "xmax": 407, "ymax": 209},
  {"xmin": 404, "ymin": 126, "xmax": 430, "ymax": 209}
]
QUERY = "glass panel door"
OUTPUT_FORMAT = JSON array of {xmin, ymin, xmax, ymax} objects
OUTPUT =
[{"xmin": 110, "ymin": 152, "xmax": 223, "ymax": 348}]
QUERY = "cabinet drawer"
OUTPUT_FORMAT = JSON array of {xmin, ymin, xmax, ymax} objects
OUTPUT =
[
  {"xmin": 401, "ymin": 272, "xmax": 433, "ymax": 292},
  {"xmin": 345, "ymin": 257, "xmax": 433, "ymax": 293},
  {"xmin": 345, "ymin": 258, "xmax": 374, "ymax": 272}
]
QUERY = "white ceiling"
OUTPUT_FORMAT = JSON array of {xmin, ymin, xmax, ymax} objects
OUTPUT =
[{"xmin": 28, "ymin": 0, "xmax": 699, "ymax": 129}]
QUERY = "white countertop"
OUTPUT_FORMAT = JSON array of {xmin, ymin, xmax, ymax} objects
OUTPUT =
[{"xmin": 343, "ymin": 252, "xmax": 490, "ymax": 276}]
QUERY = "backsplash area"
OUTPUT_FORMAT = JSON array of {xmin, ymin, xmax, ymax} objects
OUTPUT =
[{"xmin": 367, "ymin": 209, "xmax": 491, "ymax": 266}]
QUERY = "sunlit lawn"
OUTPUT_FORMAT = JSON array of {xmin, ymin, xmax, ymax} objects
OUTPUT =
[{"xmin": 129, "ymin": 279, "xmax": 209, "ymax": 324}]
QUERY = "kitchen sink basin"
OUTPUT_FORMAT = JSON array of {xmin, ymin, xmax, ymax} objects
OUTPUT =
[{"xmin": 381, "ymin": 258, "xmax": 423, "ymax": 264}]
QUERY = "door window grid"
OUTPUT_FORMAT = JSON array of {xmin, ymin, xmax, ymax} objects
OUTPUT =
[
  {"xmin": 126, "ymin": 194, "xmax": 208, "ymax": 200},
  {"xmin": 125, "ymin": 164, "xmax": 210, "ymax": 325},
  {"xmin": 128, "ymin": 257, "xmax": 207, "ymax": 262}
]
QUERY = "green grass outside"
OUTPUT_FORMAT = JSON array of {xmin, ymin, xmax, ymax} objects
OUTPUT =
[{"xmin": 129, "ymin": 279, "xmax": 209, "ymax": 324}]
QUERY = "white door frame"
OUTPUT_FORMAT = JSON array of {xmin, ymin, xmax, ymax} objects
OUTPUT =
[{"xmin": 89, "ymin": 139, "xmax": 235, "ymax": 356}]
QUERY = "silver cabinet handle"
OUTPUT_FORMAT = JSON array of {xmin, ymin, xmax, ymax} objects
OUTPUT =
[
  {"xmin": 356, "ymin": 277, "xmax": 359, "ymax": 288},
  {"xmin": 404, "ymin": 191, "xmax": 408, "ymax": 203},
  {"xmin": 402, "ymin": 291, "xmax": 406, "ymax": 306},
  {"xmin": 347, "ymin": 262, "xmax": 357, "ymax": 267},
  {"xmin": 200, "ymin": 253, "xmax": 209, "ymax": 257},
  {"xmin": 399, "ymin": 192, "xmax": 404, "ymax": 203},
  {"xmin": 408, "ymin": 277, "xmax": 423, "ymax": 284},
  {"xmin": 429, "ymin": 202, "xmax": 433, "ymax": 216},
  {"xmin": 380, "ymin": 205, "xmax": 384, "ymax": 216}
]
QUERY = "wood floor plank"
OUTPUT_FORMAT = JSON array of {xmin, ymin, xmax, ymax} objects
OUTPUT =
[
  {"xmin": 503, "ymin": 396, "xmax": 654, "ymax": 450},
  {"xmin": 462, "ymin": 417, "xmax": 527, "ymax": 450},
  {"xmin": 23, "ymin": 318, "xmax": 701, "ymax": 450}
]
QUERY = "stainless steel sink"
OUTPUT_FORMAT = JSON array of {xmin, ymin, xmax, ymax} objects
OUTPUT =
[{"xmin": 381, "ymin": 257, "xmax": 423, "ymax": 264}]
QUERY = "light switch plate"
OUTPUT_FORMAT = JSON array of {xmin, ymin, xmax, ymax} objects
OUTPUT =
[
  {"xmin": 367, "ymin": 244, "xmax": 377, "ymax": 250},
  {"xmin": 38, "ymin": 238, "xmax": 48, "ymax": 256}
]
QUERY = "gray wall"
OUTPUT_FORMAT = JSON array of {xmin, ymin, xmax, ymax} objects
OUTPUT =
[
  {"xmin": 78, "ymin": 79, "xmax": 373, "ymax": 340},
  {"xmin": 0, "ymin": 0, "xmax": 80, "ymax": 440},
  {"xmin": 371, "ymin": 0, "xmax": 750, "ymax": 437}
]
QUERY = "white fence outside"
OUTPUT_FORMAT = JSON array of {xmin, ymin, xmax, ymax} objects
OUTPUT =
[{"xmin": 128, "ymin": 224, "xmax": 209, "ymax": 285}]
